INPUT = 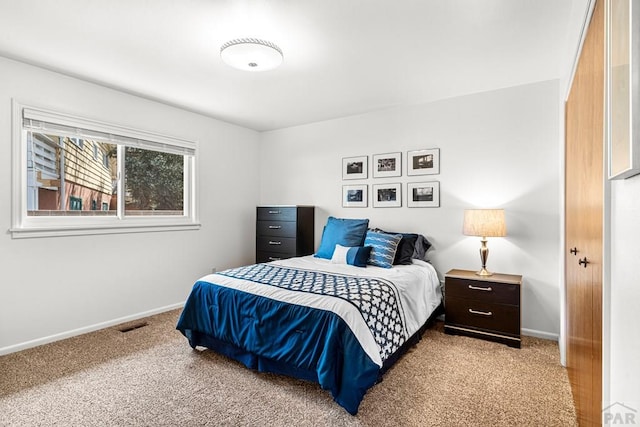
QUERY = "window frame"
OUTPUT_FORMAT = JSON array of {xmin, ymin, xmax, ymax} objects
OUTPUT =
[{"xmin": 10, "ymin": 100, "xmax": 200, "ymax": 238}]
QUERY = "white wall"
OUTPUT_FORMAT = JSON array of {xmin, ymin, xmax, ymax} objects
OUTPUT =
[
  {"xmin": 259, "ymin": 80, "xmax": 562, "ymax": 338},
  {"xmin": 608, "ymin": 178, "xmax": 640, "ymax": 410},
  {"xmin": 0, "ymin": 57, "xmax": 260, "ymax": 354},
  {"xmin": 0, "ymin": 56, "xmax": 566, "ymax": 351}
]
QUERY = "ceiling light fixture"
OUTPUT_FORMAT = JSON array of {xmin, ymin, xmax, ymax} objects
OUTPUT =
[{"xmin": 220, "ymin": 38, "xmax": 283, "ymax": 72}]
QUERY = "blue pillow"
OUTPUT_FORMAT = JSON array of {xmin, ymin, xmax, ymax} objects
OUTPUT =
[
  {"xmin": 331, "ymin": 244, "xmax": 372, "ymax": 267},
  {"xmin": 315, "ymin": 217, "xmax": 369, "ymax": 259},
  {"xmin": 364, "ymin": 230, "xmax": 402, "ymax": 268}
]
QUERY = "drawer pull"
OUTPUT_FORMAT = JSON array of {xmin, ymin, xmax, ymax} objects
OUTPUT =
[
  {"xmin": 268, "ymin": 257, "xmax": 282, "ymax": 261},
  {"xmin": 268, "ymin": 241, "xmax": 282, "ymax": 245},
  {"xmin": 468, "ymin": 285, "xmax": 492, "ymax": 292},
  {"xmin": 268, "ymin": 225, "xmax": 282, "ymax": 229},
  {"xmin": 469, "ymin": 309, "xmax": 493, "ymax": 317},
  {"xmin": 268, "ymin": 210, "xmax": 281, "ymax": 214}
]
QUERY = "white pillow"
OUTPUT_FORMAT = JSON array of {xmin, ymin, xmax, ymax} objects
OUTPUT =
[{"xmin": 330, "ymin": 244, "xmax": 351, "ymax": 264}]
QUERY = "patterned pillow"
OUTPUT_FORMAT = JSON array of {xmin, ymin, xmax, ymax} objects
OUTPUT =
[
  {"xmin": 364, "ymin": 230, "xmax": 402, "ymax": 268},
  {"xmin": 371, "ymin": 228, "xmax": 433, "ymax": 263}
]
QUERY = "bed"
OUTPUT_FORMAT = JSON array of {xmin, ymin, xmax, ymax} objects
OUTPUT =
[{"xmin": 176, "ymin": 218, "xmax": 442, "ymax": 415}]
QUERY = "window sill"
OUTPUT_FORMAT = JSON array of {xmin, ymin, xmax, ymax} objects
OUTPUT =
[{"xmin": 9, "ymin": 222, "xmax": 201, "ymax": 239}]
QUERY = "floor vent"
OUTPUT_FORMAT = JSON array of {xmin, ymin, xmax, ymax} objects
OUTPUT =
[{"xmin": 119, "ymin": 322, "xmax": 149, "ymax": 333}]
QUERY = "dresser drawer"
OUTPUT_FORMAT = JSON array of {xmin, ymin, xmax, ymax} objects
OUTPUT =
[
  {"xmin": 256, "ymin": 251, "xmax": 296, "ymax": 263},
  {"xmin": 256, "ymin": 220, "xmax": 297, "ymax": 237},
  {"xmin": 446, "ymin": 277, "xmax": 519, "ymax": 305},
  {"xmin": 257, "ymin": 207, "xmax": 296, "ymax": 222},
  {"xmin": 257, "ymin": 236, "xmax": 297, "ymax": 254},
  {"xmin": 445, "ymin": 297, "xmax": 520, "ymax": 336}
]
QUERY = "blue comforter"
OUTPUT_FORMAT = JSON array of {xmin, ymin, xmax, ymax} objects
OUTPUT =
[{"xmin": 176, "ymin": 263, "xmax": 410, "ymax": 415}]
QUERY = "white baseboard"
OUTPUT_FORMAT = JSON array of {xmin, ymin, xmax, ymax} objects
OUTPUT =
[
  {"xmin": 0, "ymin": 302, "xmax": 184, "ymax": 356},
  {"xmin": 522, "ymin": 328, "xmax": 559, "ymax": 341},
  {"xmin": 1, "ymin": 305, "xmax": 560, "ymax": 356}
]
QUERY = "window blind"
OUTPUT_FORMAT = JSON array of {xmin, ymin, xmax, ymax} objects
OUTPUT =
[{"xmin": 22, "ymin": 107, "xmax": 195, "ymax": 156}]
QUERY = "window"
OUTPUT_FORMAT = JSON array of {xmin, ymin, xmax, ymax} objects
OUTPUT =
[
  {"xmin": 71, "ymin": 137, "xmax": 83, "ymax": 149},
  {"xmin": 11, "ymin": 102, "xmax": 199, "ymax": 238},
  {"xmin": 70, "ymin": 196, "xmax": 83, "ymax": 210}
]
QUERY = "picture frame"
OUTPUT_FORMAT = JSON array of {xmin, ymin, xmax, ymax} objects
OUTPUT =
[
  {"xmin": 407, "ymin": 148, "xmax": 440, "ymax": 176},
  {"xmin": 342, "ymin": 184, "xmax": 368, "ymax": 207},
  {"xmin": 372, "ymin": 152, "xmax": 402, "ymax": 178},
  {"xmin": 372, "ymin": 183, "xmax": 402, "ymax": 208},
  {"xmin": 407, "ymin": 181, "xmax": 440, "ymax": 208},
  {"xmin": 606, "ymin": 0, "xmax": 640, "ymax": 179},
  {"xmin": 342, "ymin": 155, "xmax": 368, "ymax": 180}
]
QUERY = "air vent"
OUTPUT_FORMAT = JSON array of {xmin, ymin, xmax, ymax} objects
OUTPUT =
[{"xmin": 118, "ymin": 322, "xmax": 148, "ymax": 333}]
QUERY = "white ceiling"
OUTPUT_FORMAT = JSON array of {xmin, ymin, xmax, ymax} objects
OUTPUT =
[{"xmin": 0, "ymin": 0, "xmax": 590, "ymax": 131}]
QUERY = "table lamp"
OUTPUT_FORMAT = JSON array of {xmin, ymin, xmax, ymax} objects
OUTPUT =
[{"xmin": 463, "ymin": 209, "xmax": 506, "ymax": 276}]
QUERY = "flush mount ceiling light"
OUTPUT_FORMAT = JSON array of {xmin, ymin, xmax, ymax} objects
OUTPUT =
[{"xmin": 220, "ymin": 38, "xmax": 283, "ymax": 72}]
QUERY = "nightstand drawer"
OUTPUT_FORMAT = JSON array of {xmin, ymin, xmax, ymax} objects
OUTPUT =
[
  {"xmin": 257, "ymin": 207, "xmax": 296, "ymax": 222},
  {"xmin": 256, "ymin": 251, "xmax": 296, "ymax": 263},
  {"xmin": 446, "ymin": 277, "xmax": 519, "ymax": 305},
  {"xmin": 445, "ymin": 297, "xmax": 520, "ymax": 336},
  {"xmin": 256, "ymin": 220, "xmax": 297, "ymax": 237},
  {"xmin": 257, "ymin": 236, "xmax": 296, "ymax": 254}
]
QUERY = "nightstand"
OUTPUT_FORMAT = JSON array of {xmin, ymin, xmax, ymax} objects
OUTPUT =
[{"xmin": 444, "ymin": 269, "xmax": 522, "ymax": 348}]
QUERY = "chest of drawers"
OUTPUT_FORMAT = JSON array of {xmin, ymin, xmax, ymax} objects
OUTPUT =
[
  {"xmin": 444, "ymin": 269, "xmax": 522, "ymax": 348},
  {"xmin": 256, "ymin": 206, "xmax": 315, "ymax": 263}
]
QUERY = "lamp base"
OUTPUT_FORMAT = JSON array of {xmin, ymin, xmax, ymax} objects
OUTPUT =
[
  {"xmin": 475, "ymin": 267, "xmax": 493, "ymax": 277},
  {"xmin": 476, "ymin": 237, "xmax": 493, "ymax": 276}
]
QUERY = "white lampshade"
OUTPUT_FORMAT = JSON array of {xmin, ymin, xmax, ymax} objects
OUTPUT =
[
  {"xmin": 463, "ymin": 209, "xmax": 506, "ymax": 238},
  {"xmin": 463, "ymin": 208, "xmax": 506, "ymax": 276},
  {"xmin": 220, "ymin": 38, "xmax": 283, "ymax": 72}
]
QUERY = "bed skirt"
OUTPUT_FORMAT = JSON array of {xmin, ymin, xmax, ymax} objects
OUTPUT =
[{"xmin": 178, "ymin": 299, "xmax": 443, "ymax": 414}]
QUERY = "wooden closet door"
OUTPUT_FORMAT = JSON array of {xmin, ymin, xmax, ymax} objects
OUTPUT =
[{"xmin": 565, "ymin": 0, "xmax": 604, "ymax": 425}]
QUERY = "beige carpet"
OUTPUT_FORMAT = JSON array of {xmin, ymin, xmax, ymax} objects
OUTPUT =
[{"xmin": 0, "ymin": 309, "xmax": 576, "ymax": 426}]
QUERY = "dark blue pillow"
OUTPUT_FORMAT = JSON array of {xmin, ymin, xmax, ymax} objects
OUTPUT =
[
  {"xmin": 315, "ymin": 217, "xmax": 369, "ymax": 259},
  {"xmin": 391, "ymin": 233, "xmax": 418, "ymax": 265},
  {"xmin": 331, "ymin": 245, "xmax": 373, "ymax": 267}
]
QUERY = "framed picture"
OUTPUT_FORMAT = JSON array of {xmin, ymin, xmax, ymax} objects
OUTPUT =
[
  {"xmin": 606, "ymin": 0, "xmax": 640, "ymax": 179},
  {"xmin": 372, "ymin": 152, "xmax": 401, "ymax": 178},
  {"xmin": 342, "ymin": 184, "xmax": 368, "ymax": 207},
  {"xmin": 407, "ymin": 181, "xmax": 440, "ymax": 208},
  {"xmin": 342, "ymin": 156, "xmax": 368, "ymax": 180},
  {"xmin": 407, "ymin": 148, "xmax": 440, "ymax": 176},
  {"xmin": 373, "ymin": 183, "xmax": 401, "ymax": 208}
]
